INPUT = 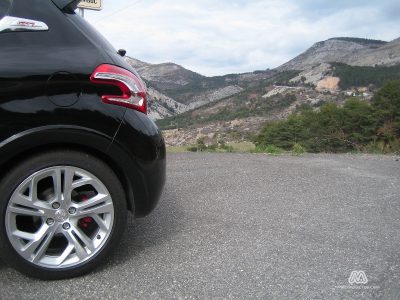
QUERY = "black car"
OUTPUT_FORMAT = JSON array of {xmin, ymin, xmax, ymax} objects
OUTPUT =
[{"xmin": 0, "ymin": 0, "xmax": 166, "ymax": 279}]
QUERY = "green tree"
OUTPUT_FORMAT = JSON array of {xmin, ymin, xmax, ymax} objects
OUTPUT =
[{"xmin": 372, "ymin": 80, "xmax": 400, "ymax": 151}]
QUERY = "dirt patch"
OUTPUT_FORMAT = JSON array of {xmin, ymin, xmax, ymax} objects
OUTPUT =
[{"xmin": 316, "ymin": 76, "xmax": 340, "ymax": 91}]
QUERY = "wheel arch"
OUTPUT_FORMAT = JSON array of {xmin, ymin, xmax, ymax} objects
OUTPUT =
[{"xmin": 0, "ymin": 126, "xmax": 139, "ymax": 214}]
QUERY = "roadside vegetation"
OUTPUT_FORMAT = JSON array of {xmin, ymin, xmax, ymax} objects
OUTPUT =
[
  {"xmin": 252, "ymin": 144, "xmax": 283, "ymax": 155},
  {"xmin": 254, "ymin": 80, "xmax": 400, "ymax": 154},
  {"xmin": 184, "ymin": 140, "xmax": 252, "ymax": 153},
  {"xmin": 167, "ymin": 141, "xmax": 310, "ymax": 156}
]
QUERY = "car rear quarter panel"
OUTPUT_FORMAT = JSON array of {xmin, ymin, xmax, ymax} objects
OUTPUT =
[{"xmin": 0, "ymin": 0, "xmax": 166, "ymax": 217}]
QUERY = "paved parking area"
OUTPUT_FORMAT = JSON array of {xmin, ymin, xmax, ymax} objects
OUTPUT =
[{"xmin": 1, "ymin": 153, "xmax": 400, "ymax": 299}]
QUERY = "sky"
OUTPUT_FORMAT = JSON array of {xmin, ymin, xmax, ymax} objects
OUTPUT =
[{"xmin": 84, "ymin": 0, "xmax": 400, "ymax": 76}]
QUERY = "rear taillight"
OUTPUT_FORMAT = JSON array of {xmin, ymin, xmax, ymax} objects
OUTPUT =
[{"xmin": 90, "ymin": 64, "xmax": 147, "ymax": 114}]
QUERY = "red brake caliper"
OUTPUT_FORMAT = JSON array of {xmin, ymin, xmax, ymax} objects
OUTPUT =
[{"xmin": 78, "ymin": 195, "xmax": 94, "ymax": 229}]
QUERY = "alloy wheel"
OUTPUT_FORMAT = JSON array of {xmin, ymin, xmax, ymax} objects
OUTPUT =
[{"xmin": 5, "ymin": 166, "xmax": 114, "ymax": 268}]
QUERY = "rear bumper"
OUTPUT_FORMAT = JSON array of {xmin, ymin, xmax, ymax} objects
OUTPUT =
[{"xmin": 111, "ymin": 110, "xmax": 166, "ymax": 217}]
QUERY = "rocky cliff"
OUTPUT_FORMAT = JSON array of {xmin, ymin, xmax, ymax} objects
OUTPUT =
[{"xmin": 279, "ymin": 37, "xmax": 400, "ymax": 71}]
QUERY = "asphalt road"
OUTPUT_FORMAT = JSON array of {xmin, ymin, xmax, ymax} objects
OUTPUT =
[{"xmin": 1, "ymin": 153, "xmax": 400, "ymax": 299}]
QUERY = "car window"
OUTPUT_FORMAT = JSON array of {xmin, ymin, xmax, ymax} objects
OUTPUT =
[{"xmin": 0, "ymin": 0, "xmax": 13, "ymax": 19}]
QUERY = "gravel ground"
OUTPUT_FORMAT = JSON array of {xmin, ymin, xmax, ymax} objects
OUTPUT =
[{"xmin": 1, "ymin": 153, "xmax": 400, "ymax": 299}]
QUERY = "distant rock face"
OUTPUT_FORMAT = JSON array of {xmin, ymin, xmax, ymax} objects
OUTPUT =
[
  {"xmin": 290, "ymin": 63, "xmax": 331, "ymax": 85},
  {"xmin": 147, "ymin": 87, "xmax": 188, "ymax": 120},
  {"xmin": 351, "ymin": 38, "xmax": 400, "ymax": 67},
  {"xmin": 125, "ymin": 57, "xmax": 203, "ymax": 90},
  {"xmin": 279, "ymin": 38, "xmax": 400, "ymax": 71},
  {"xmin": 262, "ymin": 86, "xmax": 303, "ymax": 98},
  {"xmin": 187, "ymin": 85, "xmax": 244, "ymax": 109}
]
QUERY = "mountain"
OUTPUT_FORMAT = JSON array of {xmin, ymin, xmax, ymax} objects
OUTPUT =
[
  {"xmin": 279, "ymin": 37, "xmax": 400, "ymax": 71},
  {"xmin": 351, "ymin": 38, "xmax": 400, "ymax": 66},
  {"xmin": 126, "ymin": 57, "xmax": 204, "ymax": 90},
  {"xmin": 125, "ymin": 57, "xmax": 273, "ymax": 119},
  {"xmin": 124, "ymin": 36, "xmax": 400, "ymax": 146}
]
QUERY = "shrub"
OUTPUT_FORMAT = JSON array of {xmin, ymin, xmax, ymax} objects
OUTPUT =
[
  {"xmin": 220, "ymin": 144, "xmax": 234, "ymax": 152},
  {"xmin": 208, "ymin": 144, "xmax": 218, "ymax": 151},
  {"xmin": 187, "ymin": 146, "xmax": 198, "ymax": 152},
  {"xmin": 292, "ymin": 143, "xmax": 305, "ymax": 155},
  {"xmin": 224, "ymin": 145, "xmax": 234, "ymax": 153}
]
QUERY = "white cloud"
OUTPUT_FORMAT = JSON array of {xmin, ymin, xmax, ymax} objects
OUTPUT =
[{"xmin": 85, "ymin": 0, "xmax": 400, "ymax": 76}]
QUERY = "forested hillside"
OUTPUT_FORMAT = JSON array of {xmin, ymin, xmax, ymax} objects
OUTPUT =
[
  {"xmin": 255, "ymin": 81, "xmax": 400, "ymax": 153},
  {"xmin": 332, "ymin": 63, "xmax": 400, "ymax": 89}
]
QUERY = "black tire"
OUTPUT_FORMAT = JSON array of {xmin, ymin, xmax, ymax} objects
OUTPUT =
[{"xmin": 0, "ymin": 150, "xmax": 127, "ymax": 280}]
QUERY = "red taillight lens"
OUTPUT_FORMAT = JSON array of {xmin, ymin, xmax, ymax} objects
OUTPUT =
[{"xmin": 90, "ymin": 64, "xmax": 147, "ymax": 114}]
